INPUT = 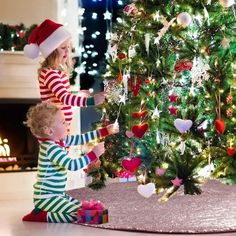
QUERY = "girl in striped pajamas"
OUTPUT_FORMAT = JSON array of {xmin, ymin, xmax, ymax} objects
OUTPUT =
[
  {"xmin": 22, "ymin": 102, "xmax": 119, "ymax": 223},
  {"xmin": 24, "ymin": 19, "xmax": 106, "ymax": 125}
]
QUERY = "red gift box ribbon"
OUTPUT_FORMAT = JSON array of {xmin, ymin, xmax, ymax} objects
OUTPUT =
[{"xmin": 81, "ymin": 200, "xmax": 104, "ymax": 210}]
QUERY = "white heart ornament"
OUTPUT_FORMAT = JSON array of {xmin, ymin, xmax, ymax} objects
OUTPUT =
[
  {"xmin": 174, "ymin": 119, "xmax": 193, "ymax": 133},
  {"xmin": 137, "ymin": 183, "xmax": 156, "ymax": 198}
]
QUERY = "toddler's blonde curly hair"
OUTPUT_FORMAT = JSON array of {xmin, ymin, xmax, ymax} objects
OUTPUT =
[{"xmin": 24, "ymin": 102, "xmax": 60, "ymax": 138}]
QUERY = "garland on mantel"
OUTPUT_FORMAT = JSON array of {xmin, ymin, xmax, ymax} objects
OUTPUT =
[
  {"xmin": 0, "ymin": 23, "xmax": 37, "ymax": 51},
  {"xmin": 0, "ymin": 22, "xmax": 80, "ymax": 87}
]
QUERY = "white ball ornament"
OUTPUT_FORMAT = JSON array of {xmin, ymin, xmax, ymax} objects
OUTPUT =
[
  {"xmin": 177, "ymin": 12, "xmax": 192, "ymax": 28},
  {"xmin": 219, "ymin": 0, "xmax": 235, "ymax": 7}
]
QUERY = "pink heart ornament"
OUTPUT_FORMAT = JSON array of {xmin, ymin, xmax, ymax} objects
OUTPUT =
[
  {"xmin": 137, "ymin": 183, "xmax": 156, "ymax": 198},
  {"xmin": 174, "ymin": 118, "xmax": 193, "ymax": 133},
  {"xmin": 125, "ymin": 130, "xmax": 134, "ymax": 138}
]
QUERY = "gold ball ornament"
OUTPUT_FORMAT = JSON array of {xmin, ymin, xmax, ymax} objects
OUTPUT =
[
  {"xmin": 177, "ymin": 12, "xmax": 192, "ymax": 28},
  {"xmin": 219, "ymin": 0, "xmax": 235, "ymax": 7}
]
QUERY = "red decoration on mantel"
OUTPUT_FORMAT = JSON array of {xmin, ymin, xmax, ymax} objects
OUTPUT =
[{"xmin": 214, "ymin": 119, "xmax": 225, "ymax": 134}]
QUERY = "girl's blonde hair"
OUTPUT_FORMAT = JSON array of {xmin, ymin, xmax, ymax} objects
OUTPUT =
[
  {"xmin": 24, "ymin": 102, "xmax": 60, "ymax": 138},
  {"xmin": 37, "ymin": 43, "xmax": 72, "ymax": 75}
]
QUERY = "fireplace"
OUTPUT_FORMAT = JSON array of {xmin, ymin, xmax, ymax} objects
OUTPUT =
[{"xmin": 0, "ymin": 98, "xmax": 40, "ymax": 172}]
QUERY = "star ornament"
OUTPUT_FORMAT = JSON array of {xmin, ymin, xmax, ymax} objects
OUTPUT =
[
  {"xmin": 119, "ymin": 93, "xmax": 126, "ymax": 104},
  {"xmin": 103, "ymin": 10, "xmax": 112, "ymax": 20},
  {"xmin": 168, "ymin": 94, "xmax": 178, "ymax": 102},
  {"xmin": 153, "ymin": 10, "xmax": 160, "ymax": 21},
  {"xmin": 168, "ymin": 106, "xmax": 178, "ymax": 116},
  {"xmin": 151, "ymin": 106, "xmax": 160, "ymax": 119},
  {"xmin": 171, "ymin": 176, "xmax": 183, "ymax": 187}
]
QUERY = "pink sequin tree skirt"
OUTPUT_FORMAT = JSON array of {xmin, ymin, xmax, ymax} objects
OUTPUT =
[{"xmin": 67, "ymin": 180, "xmax": 236, "ymax": 233}]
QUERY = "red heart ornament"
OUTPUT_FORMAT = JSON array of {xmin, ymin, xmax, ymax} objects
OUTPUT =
[
  {"xmin": 214, "ymin": 119, "xmax": 225, "ymax": 134},
  {"xmin": 122, "ymin": 157, "xmax": 141, "ymax": 173},
  {"xmin": 132, "ymin": 110, "xmax": 148, "ymax": 119},
  {"xmin": 227, "ymin": 147, "xmax": 236, "ymax": 157},
  {"xmin": 131, "ymin": 123, "xmax": 149, "ymax": 138}
]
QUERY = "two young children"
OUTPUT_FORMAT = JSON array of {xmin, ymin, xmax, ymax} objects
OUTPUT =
[{"xmin": 22, "ymin": 19, "xmax": 119, "ymax": 223}]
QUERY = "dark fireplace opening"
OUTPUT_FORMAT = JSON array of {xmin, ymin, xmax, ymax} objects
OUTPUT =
[{"xmin": 0, "ymin": 99, "xmax": 40, "ymax": 172}]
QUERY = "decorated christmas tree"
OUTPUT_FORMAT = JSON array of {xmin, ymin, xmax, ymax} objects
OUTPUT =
[{"xmin": 87, "ymin": 0, "xmax": 236, "ymax": 201}]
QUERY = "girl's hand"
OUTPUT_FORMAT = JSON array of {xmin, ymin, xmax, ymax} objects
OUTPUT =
[
  {"xmin": 92, "ymin": 142, "xmax": 105, "ymax": 158},
  {"xmin": 94, "ymin": 92, "xmax": 106, "ymax": 105}
]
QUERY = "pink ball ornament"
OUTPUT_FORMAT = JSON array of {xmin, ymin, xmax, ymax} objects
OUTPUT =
[
  {"xmin": 177, "ymin": 12, "xmax": 192, "ymax": 28},
  {"xmin": 219, "ymin": 0, "xmax": 235, "ymax": 7},
  {"xmin": 123, "ymin": 4, "xmax": 138, "ymax": 16}
]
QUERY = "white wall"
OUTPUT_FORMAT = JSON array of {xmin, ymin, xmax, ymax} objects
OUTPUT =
[
  {"xmin": 0, "ymin": 0, "xmax": 78, "ymax": 49},
  {"xmin": 0, "ymin": 0, "xmax": 58, "ymax": 26}
]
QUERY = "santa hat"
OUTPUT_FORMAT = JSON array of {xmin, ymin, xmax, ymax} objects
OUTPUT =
[{"xmin": 24, "ymin": 19, "xmax": 71, "ymax": 59}]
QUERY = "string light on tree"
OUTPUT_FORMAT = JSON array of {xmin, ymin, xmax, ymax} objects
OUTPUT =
[
  {"xmin": 117, "ymin": 0, "xmax": 124, "ymax": 5},
  {"xmin": 92, "ymin": 12, "xmax": 98, "ymax": 19}
]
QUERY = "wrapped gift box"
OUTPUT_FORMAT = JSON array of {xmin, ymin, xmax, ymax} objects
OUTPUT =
[
  {"xmin": 119, "ymin": 176, "xmax": 136, "ymax": 182},
  {"xmin": 116, "ymin": 169, "xmax": 136, "ymax": 183},
  {"xmin": 77, "ymin": 209, "xmax": 108, "ymax": 224}
]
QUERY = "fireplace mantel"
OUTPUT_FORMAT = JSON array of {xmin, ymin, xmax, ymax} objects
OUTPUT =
[{"xmin": 0, "ymin": 51, "xmax": 40, "ymax": 99}]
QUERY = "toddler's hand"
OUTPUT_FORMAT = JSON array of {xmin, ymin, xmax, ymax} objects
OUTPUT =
[
  {"xmin": 94, "ymin": 92, "xmax": 106, "ymax": 106},
  {"xmin": 106, "ymin": 122, "xmax": 119, "ymax": 135},
  {"xmin": 78, "ymin": 90, "xmax": 91, "ymax": 97},
  {"xmin": 86, "ymin": 159, "xmax": 101, "ymax": 172},
  {"xmin": 92, "ymin": 142, "xmax": 105, "ymax": 158}
]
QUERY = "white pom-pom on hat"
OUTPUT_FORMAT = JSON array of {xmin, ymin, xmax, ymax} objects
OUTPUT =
[{"xmin": 24, "ymin": 43, "xmax": 40, "ymax": 59}]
